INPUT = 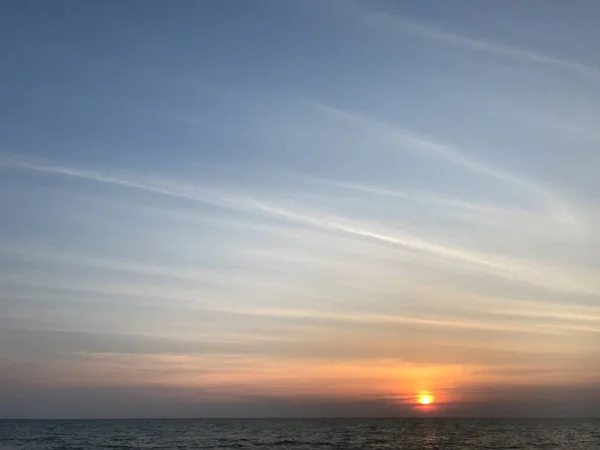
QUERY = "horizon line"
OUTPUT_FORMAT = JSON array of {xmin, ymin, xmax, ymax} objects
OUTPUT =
[{"xmin": 2, "ymin": 416, "xmax": 599, "ymax": 421}]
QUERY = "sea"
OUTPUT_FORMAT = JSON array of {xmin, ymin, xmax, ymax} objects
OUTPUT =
[{"xmin": 1, "ymin": 419, "xmax": 599, "ymax": 450}]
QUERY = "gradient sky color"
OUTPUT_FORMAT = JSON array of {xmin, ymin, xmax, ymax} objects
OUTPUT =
[{"xmin": 1, "ymin": 0, "xmax": 600, "ymax": 418}]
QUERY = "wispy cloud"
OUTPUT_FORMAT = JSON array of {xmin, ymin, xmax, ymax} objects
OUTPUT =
[
  {"xmin": 304, "ymin": 100, "xmax": 583, "ymax": 236},
  {"xmin": 315, "ymin": 178, "xmax": 544, "ymax": 221},
  {"xmin": 245, "ymin": 308, "xmax": 597, "ymax": 336},
  {"xmin": 2, "ymin": 157, "xmax": 491, "ymax": 277},
  {"xmin": 525, "ymin": 114, "xmax": 600, "ymax": 145},
  {"xmin": 363, "ymin": 11, "xmax": 600, "ymax": 80},
  {"xmin": 1, "ymin": 154, "xmax": 598, "ymax": 296}
]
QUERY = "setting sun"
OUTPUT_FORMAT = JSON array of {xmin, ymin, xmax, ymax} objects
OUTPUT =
[{"xmin": 418, "ymin": 394, "xmax": 434, "ymax": 405}]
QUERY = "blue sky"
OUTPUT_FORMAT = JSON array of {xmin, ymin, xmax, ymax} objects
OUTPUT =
[{"xmin": 1, "ymin": 0, "xmax": 600, "ymax": 418}]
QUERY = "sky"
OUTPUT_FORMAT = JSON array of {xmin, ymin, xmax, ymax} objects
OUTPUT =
[{"xmin": 1, "ymin": 0, "xmax": 600, "ymax": 419}]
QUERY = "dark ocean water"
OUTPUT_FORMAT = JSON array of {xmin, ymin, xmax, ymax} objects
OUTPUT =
[{"xmin": 1, "ymin": 419, "xmax": 599, "ymax": 450}]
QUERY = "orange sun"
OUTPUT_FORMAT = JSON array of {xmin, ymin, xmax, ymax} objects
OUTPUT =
[{"xmin": 417, "ymin": 393, "xmax": 434, "ymax": 405}]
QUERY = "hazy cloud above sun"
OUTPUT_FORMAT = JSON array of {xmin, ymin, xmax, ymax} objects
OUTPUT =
[{"xmin": 1, "ymin": 0, "xmax": 599, "ymax": 418}]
